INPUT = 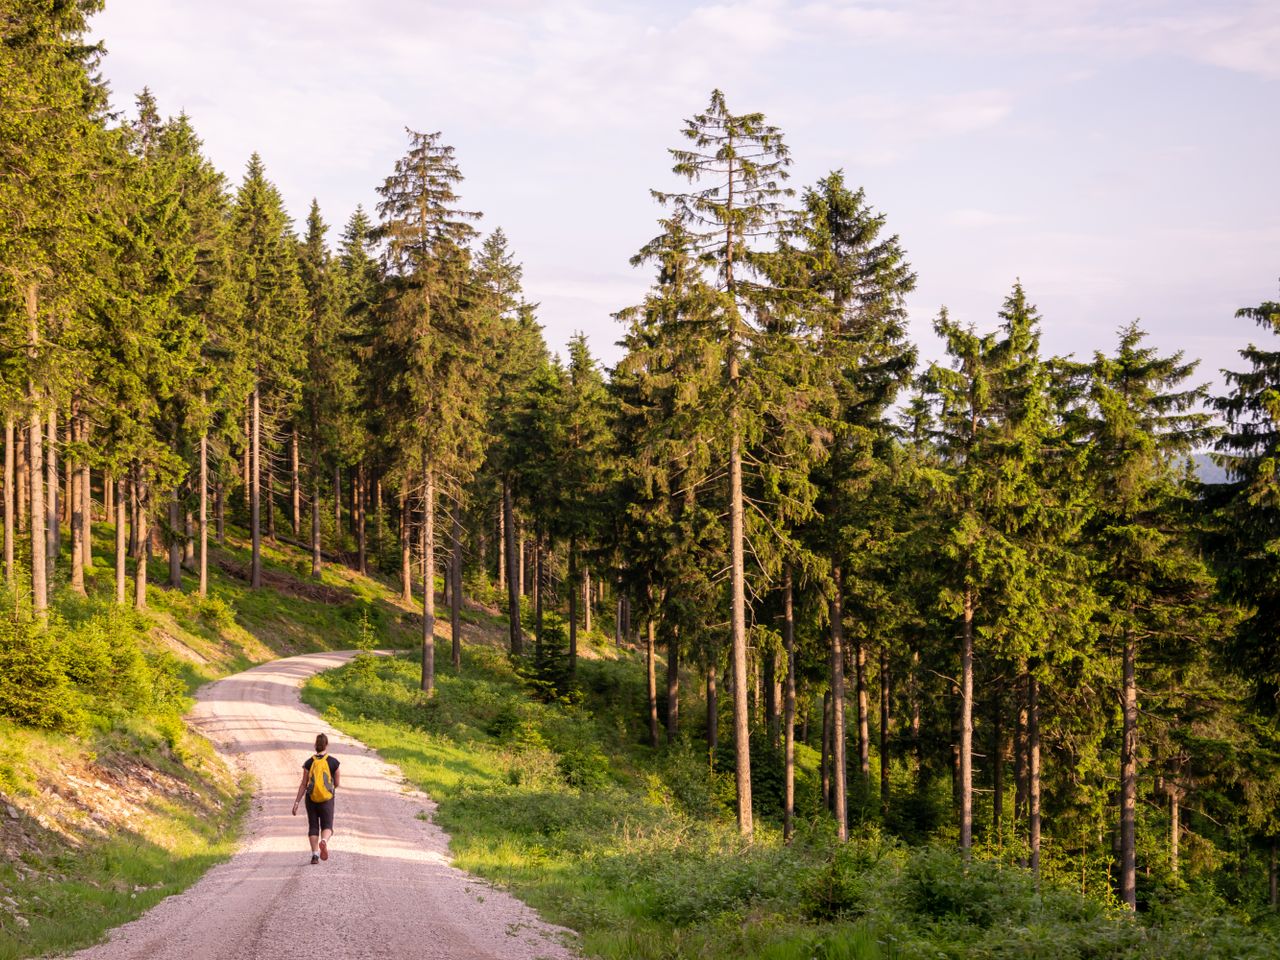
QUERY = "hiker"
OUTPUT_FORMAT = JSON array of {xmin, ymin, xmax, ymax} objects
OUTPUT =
[{"xmin": 292, "ymin": 732, "xmax": 340, "ymax": 864}]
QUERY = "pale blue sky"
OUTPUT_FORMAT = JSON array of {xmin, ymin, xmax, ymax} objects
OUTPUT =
[{"xmin": 93, "ymin": 1, "xmax": 1279, "ymax": 389}]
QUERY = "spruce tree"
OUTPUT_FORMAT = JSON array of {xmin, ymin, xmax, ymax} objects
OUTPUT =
[
  {"xmin": 1212, "ymin": 294, "xmax": 1280, "ymax": 707},
  {"xmin": 649, "ymin": 90, "xmax": 795, "ymax": 837},
  {"xmin": 375, "ymin": 129, "xmax": 482, "ymax": 694},
  {"xmin": 226, "ymin": 154, "xmax": 305, "ymax": 589},
  {"xmin": 1069, "ymin": 323, "xmax": 1215, "ymax": 907},
  {"xmin": 0, "ymin": 0, "xmax": 107, "ymax": 615}
]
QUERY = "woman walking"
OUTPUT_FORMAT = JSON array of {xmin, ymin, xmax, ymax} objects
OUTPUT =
[{"xmin": 292, "ymin": 733, "xmax": 341, "ymax": 864}]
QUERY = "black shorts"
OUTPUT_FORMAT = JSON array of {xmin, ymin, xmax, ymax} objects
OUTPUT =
[{"xmin": 304, "ymin": 797, "xmax": 335, "ymax": 836}]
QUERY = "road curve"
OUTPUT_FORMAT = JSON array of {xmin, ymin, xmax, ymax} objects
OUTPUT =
[{"xmin": 72, "ymin": 652, "xmax": 576, "ymax": 960}]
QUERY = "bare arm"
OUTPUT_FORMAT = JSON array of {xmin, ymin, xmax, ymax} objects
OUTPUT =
[{"xmin": 292, "ymin": 768, "xmax": 309, "ymax": 813}]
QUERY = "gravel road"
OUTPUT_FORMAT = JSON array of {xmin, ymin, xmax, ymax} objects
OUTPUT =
[{"xmin": 71, "ymin": 651, "xmax": 577, "ymax": 960}]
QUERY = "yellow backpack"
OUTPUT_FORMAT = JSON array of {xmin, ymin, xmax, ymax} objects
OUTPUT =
[{"xmin": 309, "ymin": 754, "xmax": 334, "ymax": 802}]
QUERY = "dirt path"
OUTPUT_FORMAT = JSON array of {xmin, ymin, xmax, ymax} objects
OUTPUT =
[{"xmin": 71, "ymin": 652, "xmax": 576, "ymax": 960}]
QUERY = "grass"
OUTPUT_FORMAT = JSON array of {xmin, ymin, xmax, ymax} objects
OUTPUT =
[
  {"xmin": 304, "ymin": 645, "xmax": 1280, "ymax": 960},
  {"xmin": 0, "ymin": 716, "xmax": 249, "ymax": 960}
]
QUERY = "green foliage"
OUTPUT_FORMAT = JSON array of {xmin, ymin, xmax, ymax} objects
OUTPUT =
[{"xmin": 305, "ymin": 647, "xmax": 1280, "ymax": 960}]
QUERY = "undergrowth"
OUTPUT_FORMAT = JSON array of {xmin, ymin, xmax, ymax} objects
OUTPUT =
[{"xmin": 305, "ymin": 648, "xmax": 1280, "ymax": 960}]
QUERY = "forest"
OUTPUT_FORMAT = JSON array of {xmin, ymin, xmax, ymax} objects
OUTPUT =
[{"xmin": 3, "ymin": 0, "xmax": 1280, "ymax": 948}]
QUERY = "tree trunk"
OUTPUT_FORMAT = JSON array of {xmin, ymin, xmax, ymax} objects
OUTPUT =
[
  {"xmin": 583, "ymin": 566, "xmax": 591, "ymax": 635},
  {"xmin": 45, "ymin": 410, "xmax": 58, "ymax": 565},
  {"xmin": 374, "ymin": 475, "xmax": 383, "ymax": 566},
  {"xmin": 133, "ymin": 476, "xmax": 149, "ymax": 610},
  {"xmin": 646, "ymin": 618, "xmax": 659, "ymax": 748},
  {"xmin": 28, "ymin": 408, "xmax": 47, "ymax": 617},
  {"xmin": 399, "ymin": 481, "xmax": 412, "ymax": 602},
  {"xmin": 856, "ymin": 637, "xmax": 870, "ymax": 780},
  {"xmin": 310, "ymin": 474, "xmax": 322, "ymax": 578},
  {"xmin": 450, "ymin": 502, "xmax": 462, "ymax": 671},
  {"xmin": 266, "ymin": 457, "xmax": 277, "ymax": 543},
  {"xmin": 1029, "ymin": 673, "xmax": 1042, "ymax": 879},
  {"xmin": 728, "ymin": 424, "xmax": 753, "ymax": 837},
  {"xmin": 665, "ymin": 625, "xmax": 680, "ymax": 740},
  {"xmin": 517, "ymin": 527, "xmax": 525, "ymax": 597},
  {"xmin": 168, "ymin": 495, "xmax": 182, "ymax": 589},
  {"xmin": 1170, "ymin": 785, "xmax": 1180, "ymax": 875},
  {"xmin": 960, "ymin": 587, "xmax": 975, "ymax": 855},
  {"xmin": 3, "ymin": 418, "xmax": 13, "ymax": 586},
  {"xmin": 241, "ymin": 408, "xmax": 250, "ymax": 515},
  {"xmin": 16, "ymin": 428, "xmax": 27, "ymax": 537},
  {"xmin": 15, "ymin": 428, "xmax": 26, "ymax": 537},
  {"xmin": 496, "ymin": 503, "xmax": 506, "ymax": 593},
  {"xmin": 706, "ymin": 656, "xmax": 718, "ymax": 760},
  {"xmin": 333, "ymin": 464, "xmax": 341, "ymax": 543},
  {"xmin": 250, "ymin": 384, "xmax": 262, "ymax": 588},
  {"xmin": 215, "ymin": 481, "xmax": 225, "ymax": 544},
  {"xmin": 103, "ymin": 469, "xmax": 113, "ymax": 529},
  {"xmin": 992, "ymin": 685, "xmax": 1004, "ymax": 846},
  {"xmin": 1016, "ymin": 669, "xmax": 1029, "ymax": 840},
  {"xmin": 910, "ymin": 648, "xmax": 921, "ymax": 772},
  {"xmin": 502, "ymin": 479, "xmax": 521, "ymax": 654},
  {"xmin": 115, "ymin": 477, "xmax": 127, "ymax": 605},
  {"xmin": 821, "ymin": 690, "xmax": 832, "ymax": 811},
  {"xmin": 197, "ymin": 435, "xmax": 208, "ymax": 595},
  {"xmin": 1120, "ymin": 630, "xmax": 1138, "ymax": 909},
  {"xmin": 1269, "ymin": 843, "xmax": 1276, "ymax": 908},
  {"xmin": 880, "ymin": 643, "xmax": 890, "ymax": 816},
  {"xmin": 533, "ymin": 532, "xmax": 544, "ymax": 662},
  {"xmin": 70, "ymin": 413, "xmax": 85, "ymax": 595},
  {"xmin": 290, "ymin": 427, "xmax": 301, "ymax": 535},
  {"xmin": 64, "ymin": 440, "xmax": 72, "ymax": 530},
  {"xmin": 568, "ymin": 537, "xmax": 578, "ymax": 676},
  {"xmin": 764, "ymin": 647, "xmax": 779, "ymax": 750},
  {"xmin": 830, "ymin": 567, "xmax": 848, "ymax": 840},
  {"xmin": 81, "ymin": 447, "xmax": 92, "ymax": 571},
  {"xmin": 356, "ymin": 462, "xmax": 367, "ymax": 574},
  {"xmin": 420, "ymin": 467, "xmax": 436, "ymax": 695},
  {"xmin": 784, "ymin": 567, "xmax": 796, "ymax": 842}
]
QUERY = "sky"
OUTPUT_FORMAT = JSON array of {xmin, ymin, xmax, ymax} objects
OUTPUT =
[{"xmin": 91, "ymin": 0, "xmax": 1280, "ymax": 389}]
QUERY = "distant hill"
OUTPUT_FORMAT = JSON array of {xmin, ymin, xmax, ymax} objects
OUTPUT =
[{"xmin": 1193, "ymin": 452, "xmax": 1229, "ymax": 484}]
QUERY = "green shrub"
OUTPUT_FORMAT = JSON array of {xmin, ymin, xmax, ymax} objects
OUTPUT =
[
  {"xmin": 196, "ymin": 594, "xmax": 236, "ymax": 630},
  {"xmin": 803, "ymin": 836, "xmax": 900, "ymax": 921},
  {"xmin": 0, "ymin": 613, "xmax": 81, "ymax": 731},
  {"xmin": 557, "ymin": 744, "xmax": 611, "ymax": 790}
]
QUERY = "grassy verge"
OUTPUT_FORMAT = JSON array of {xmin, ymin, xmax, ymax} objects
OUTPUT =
[
  {"xmin": 304, "ymin": 647, "xmax": 1280, "ymax": 960},
  {"xmin": 0, "ymin": 716, "xmax": 248, "ymax": 960}
]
